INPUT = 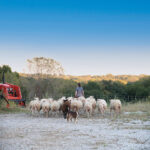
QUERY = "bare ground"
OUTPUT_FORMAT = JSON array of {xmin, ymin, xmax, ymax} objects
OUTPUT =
[{"xmin": 0, "ymin": 113, "xmax": 150, "ymax": 150}]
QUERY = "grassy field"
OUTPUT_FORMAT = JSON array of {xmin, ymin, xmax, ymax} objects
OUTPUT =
[
  {"xmin": 122, "ymin": 101, "xmax": 150, "ymax": 112},
  {"xmin": 120, "ymin": 101, "xmax": 150, "ymax": 121},
  {"xmin": 0, "ymin": 99, "xmax": 28, "ymax": 114},
  {"xmin": 0, "ymin": 99, "xmax": 150, "ymax": 121}
]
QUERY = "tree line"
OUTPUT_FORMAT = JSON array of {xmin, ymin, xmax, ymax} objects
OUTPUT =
[{"xmin": 0, "ymin": 65, "xmax": 150, "ymax": 103}]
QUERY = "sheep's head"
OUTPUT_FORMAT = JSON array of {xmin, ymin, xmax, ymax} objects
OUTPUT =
[{"xmin": 61, "ymin": 96, "xmax": 66, "ymax": 100}]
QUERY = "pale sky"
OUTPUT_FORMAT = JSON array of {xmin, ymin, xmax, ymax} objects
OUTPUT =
[{"xmin": 0, "ymin": 44, "xmax": 150, "ymax": 75}]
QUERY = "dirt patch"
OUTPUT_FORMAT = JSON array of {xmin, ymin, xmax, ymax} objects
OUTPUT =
[{"xmin": 0, "ymin": 113, "xmax": 150, "ymax": 150}]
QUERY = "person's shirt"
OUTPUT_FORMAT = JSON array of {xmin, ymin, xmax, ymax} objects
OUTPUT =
[{"xmin": 76, "ymin": 87, "xmax": 84, "ymax": 97}]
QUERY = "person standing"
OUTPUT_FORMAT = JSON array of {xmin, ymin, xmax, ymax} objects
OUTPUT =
[{"xmin": 75, "ymin": 83, "xmax": 84, "ymax": 98}]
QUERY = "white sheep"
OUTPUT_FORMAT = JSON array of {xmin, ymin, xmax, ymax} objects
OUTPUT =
[
  {"xmin": 70, "ymin": 98, "xmax": 79, "ymax": 112},
  {"xmin": 50, "ymin": 100, "xmax": 60, "ymax": 116},
  {"xmin": 110, "ymin": 99, "xmax": 122, "ymax": 115},
  {"xmin": 57, "ymin": 96, "xmax": 66, "ymax": 113},
  {"xmin": 29, "ymin": 100, "xmax": 34, "ymax": 113},
  {"xmin": 97, "ymin": 99, "xmax": 107, "ymax": 115},
  {"xmin": 86, "ymin": 96, "xmax": 96, "ymax": 113},
  {"xmin": 67, "ymin": 97, "xmax": 74, "ymax": 102},
  {"xmin": 66, "ymin": 97, "xmax": 83, "ymax": 113},
  {"xmin": 76, "ymin": 100, "xmax": 83, "ymax": 110},
  {"xmin": 29, "ymin": 98, "xmax": 41, "ymax": 116},
  {"xmin": 40, "ymin": 98, "xmax": 48, "ymax": 104},
  {"xmin": 78, "ymin": 96, "xmax": 86, "ymax": 107},
  {"xmin": 41, "ymin": 100, "xmax": 51, "ymax": 117},
  {"xmin": 47, "ymin": 98, "xmax": 53, "ymax": 104},
  {"xmin": 84, "ymin": 101, "xmax": 93, "ymax": 118},
  {"xmin": 58, "ymin": 96, "xmax": 66, "ymax": 106}
]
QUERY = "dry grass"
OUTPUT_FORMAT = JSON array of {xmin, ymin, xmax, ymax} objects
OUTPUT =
[
  {"xmin": 122, "ymin": 101, "xmax": 150, "ymax": 112},
  {"xmin": 120, "ymin": 101, "xmax": 150, "ymax": 121}
]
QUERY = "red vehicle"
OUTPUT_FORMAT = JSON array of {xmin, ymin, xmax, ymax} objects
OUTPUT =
[{"xmin": 0, "ymin": 72, "xmax": 26, "ymax": 108}]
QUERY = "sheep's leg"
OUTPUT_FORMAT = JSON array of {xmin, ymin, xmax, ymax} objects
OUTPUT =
[
  {"xmin": 83, "ymin": 109, "xmax": 86, "ymax": 115},
  {"xmin": 110, "ymin": 108, "xmax": 113, "ymax": 117},
  {"xmin": 115, "ymin": 109, "xmax": 118, "ymax": 118},
  {"xmin": 98, "ymin": 108, "xmax": 100, "ymax": 117},
  {"xmin": 100, "ymin": 109, "xmax": 103, "ymax": 118},
  {"xmin": 86, "ymin": 111, "xmax": 89, "ymax": 118},
  {"xmin": 92, "ymin": 109, "xmax": 95, "ymax": 115},
  {"xmin": 56, "ymin": 111, "xmax": 58, "ymax": 117},
  {"xmin": 102, "ymin": 109, "xmax": 105, "ymax": 117},
  {"xmin": 31, "ymin": 109, "xmax": 34, "ymax": 116},
  {"xmin": 37, "ymin": 110, "xmax": 40, "ymax": 117},
  {"xmin": 33, "ymin": 108, "xmax": 35, "ymax": 116},
  {"xmin": 104, "ymin": 108, "xmax": 106, "ymax": 117},
  {"xmin": 99, "ymin": 108, "xmax": 102, "ymax": 117},
  {"xmin": 47, "ymin": 111, "xmax": 49, "ymax": 118},
  {"xmin": 116, "ymin": 107, "xmax": 121, "ymax": 117},
  {"xmin": 82, "ymin": 108, "xmax": 85, "ymax": 115},
  {"xmin": 92, "ymin": 109, "xmax": 94, "ymax": 115},
  {"xmin": 36, "ymin": 109, "xmax": 39, "ymax": 117},
  {"xmin": 52, "ymin": 111, "xmax": 55, "ymax": 117},
  {"xmin": 70, "ymin": 117, "xmax": 72, "ymax": 122},
  {"xmin": 76, "ymin": 115, "xmax": 78, "ymax": 123},
  {"xmin": 45, "ymin": 112, "xmax": 47, "ymax": 118},
  {"xmin": 36, "ymin": 111, "xmax": 37, "ymax": 117},
  {"xmin": 49, "ymin": 110, "xmax": 52, "ymax": 117},
  {"xmin": 118, "ymin": 106, "xmax": 121, "ymax": 114},
  {"xmin": 59, "ymin": 110, "xmax": 62, "ymax": 116},
  {"xmin": 88, "ymin": 112, "xmax": 90, "ymax": 118},
  {"xmin": 67, "ymin": 116, "xmax": 69, "ymax": 122},
  {"xmin": 90, "ymin": 111, "xmax": 92, "ymax": 118},
  {"xmin": 37, "ymin": 110, "xmax": 39, "ymax": 117},
  {"xmin": 103, "ymin": 109, "xmax": 106, "ymax": 117}
]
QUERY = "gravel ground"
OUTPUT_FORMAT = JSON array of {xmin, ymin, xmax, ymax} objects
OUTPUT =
[{"xmin": 0, "ymin": 113, "xmax": 150, "ymax": 150}]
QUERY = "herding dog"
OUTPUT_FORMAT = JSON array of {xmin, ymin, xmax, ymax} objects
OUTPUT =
[
  {"xmin": 62, "ymin": 99, "xmax": 71, "ymax": 119},
  {"xmin": 66, "ymin": 110, "xmax": 78, "ymax": 123}
]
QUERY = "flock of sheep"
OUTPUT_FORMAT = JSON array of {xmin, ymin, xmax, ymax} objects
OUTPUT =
[{"xmin": 29, "ymin": 96, "xmax": 122, "ymax": 118}]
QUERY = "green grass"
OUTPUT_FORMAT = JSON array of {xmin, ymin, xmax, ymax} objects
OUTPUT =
[{"xmin": 0, "ymin": 99, "xmax": 28, "ymax": 114}]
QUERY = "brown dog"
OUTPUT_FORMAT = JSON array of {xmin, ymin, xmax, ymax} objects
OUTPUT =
[
  {"xmin": 62, "ymin": 99, "xmax": 71, "ymax": 119},
  {"xmin": 66, "ymin": 111, "xmax": 78, "ymax": 123}
]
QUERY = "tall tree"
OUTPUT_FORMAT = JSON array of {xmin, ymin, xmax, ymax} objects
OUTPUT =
[{"xmin": 27, "ymin": 57, "xmax": 64, "ymax": 76}]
